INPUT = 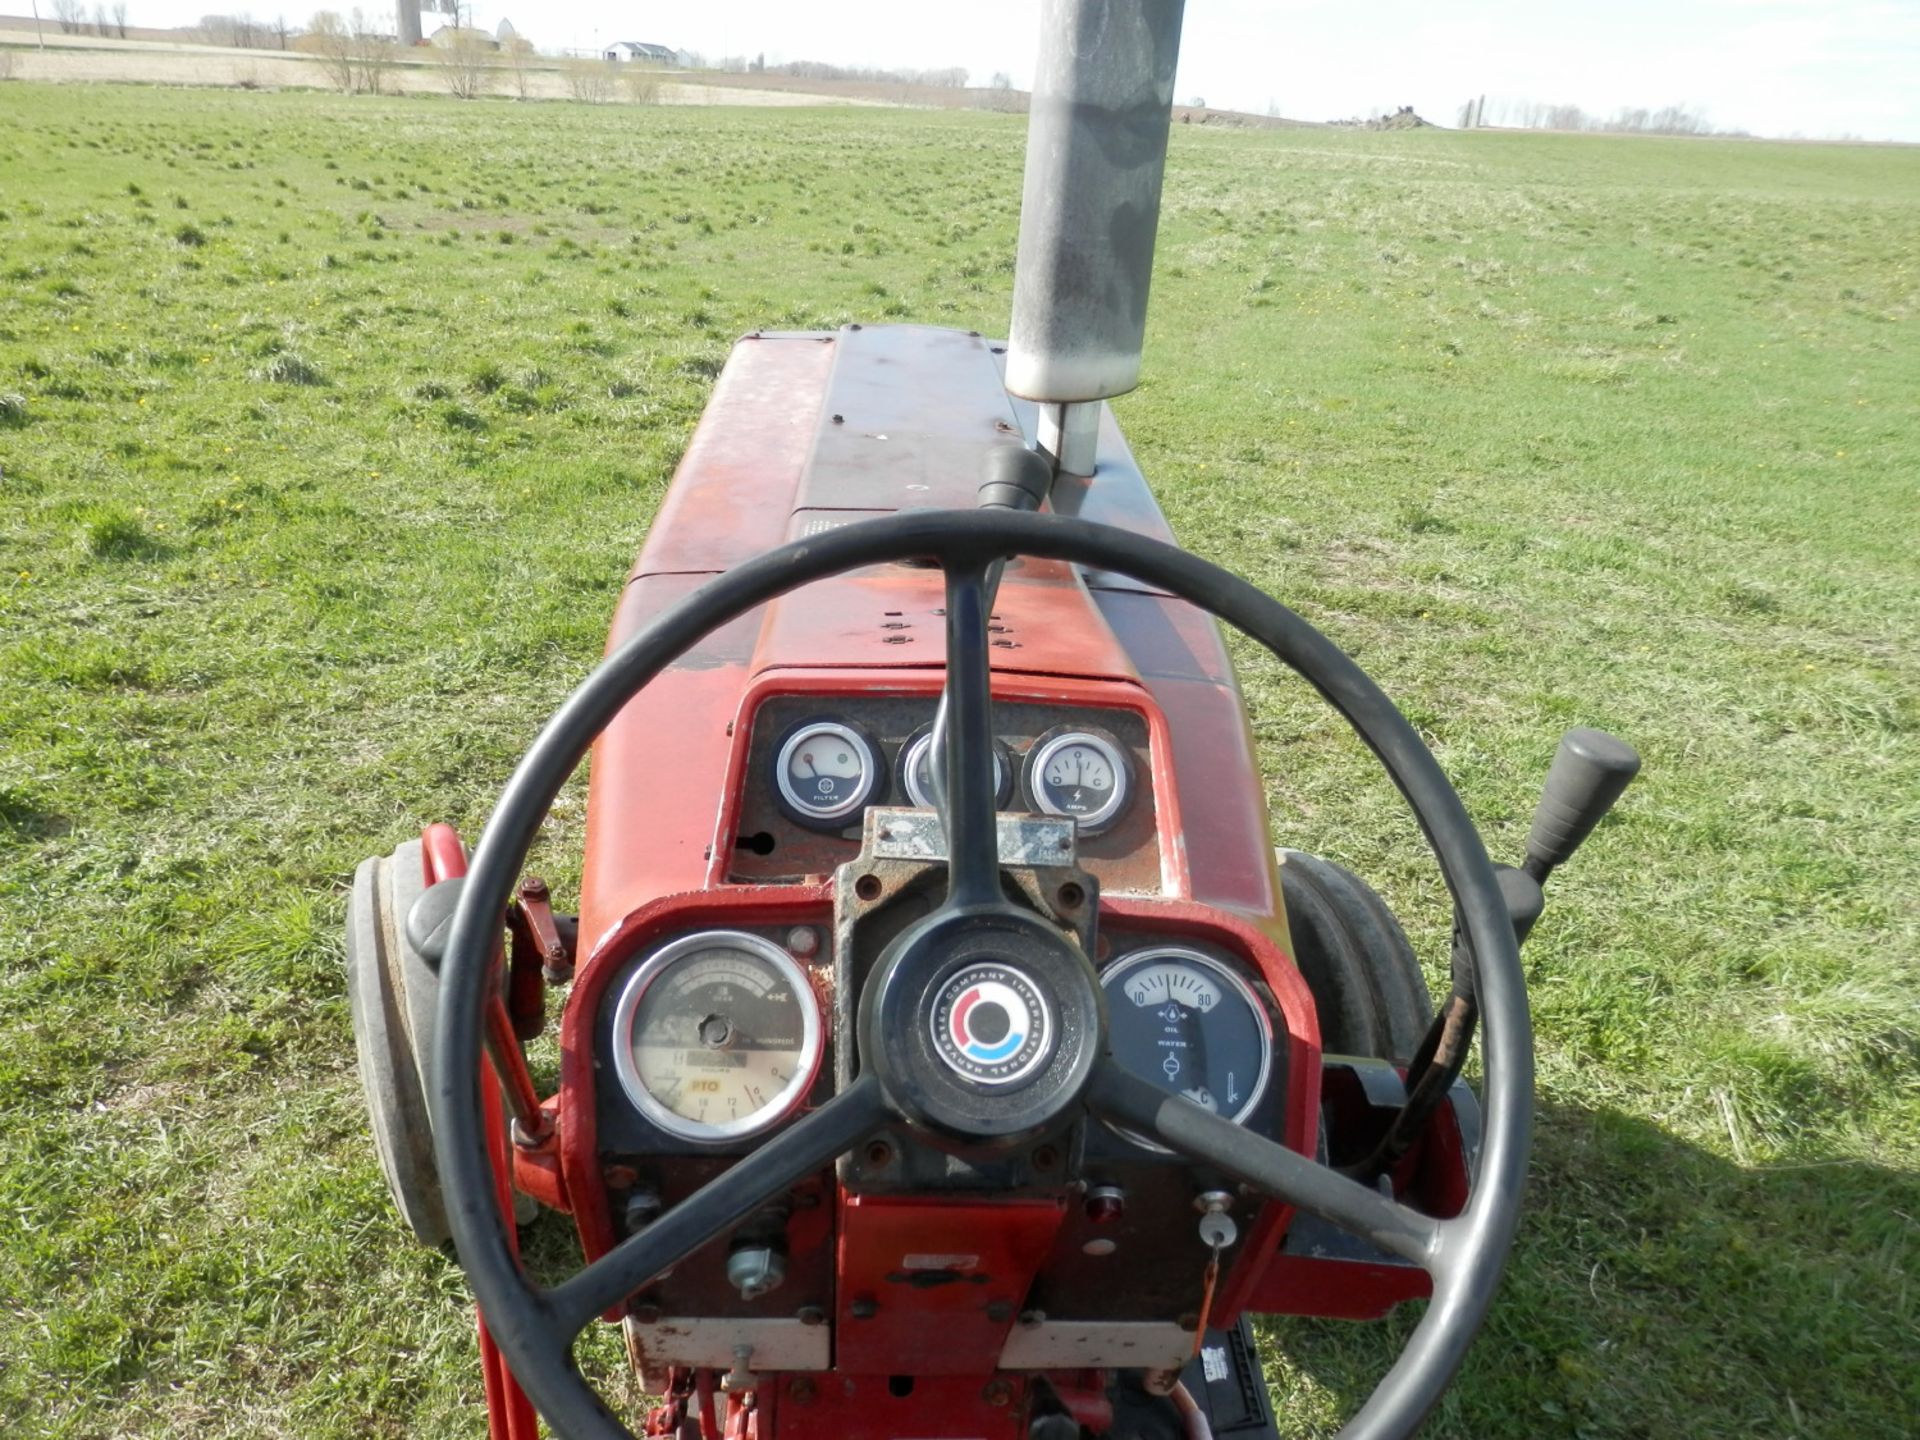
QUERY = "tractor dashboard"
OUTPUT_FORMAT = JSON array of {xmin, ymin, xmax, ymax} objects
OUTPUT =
[
  {"xmin": 576, "ymin": 881, "xmax": 1327, "ymax": 1381},
  {"xmin": 728, "ymin": 691, "xmax": 1164, "ymax": 895}
]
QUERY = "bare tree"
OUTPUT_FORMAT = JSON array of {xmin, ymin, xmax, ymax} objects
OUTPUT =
[
  {"xmin": 978, "ymin": 70, "xmax": 1023, "ymax": 113},
  {"xmin": 347, "ymin": 7, "xmax": 392, "ymax": 93},
  {"xmin": 435, "ymin": 27, "xmax": 493, "ymax": 99},
  {"xmin": 307, "ymin": 10, "xmax": 355, "ymax": 89},
  {"xmin": 620, "ymin": 61, "xmax": 660, "ymax": 104},
  {"xmin": 111, "ymin": 0, "xmax": 127, "ymax": 37},
  {"xmin": 503, "ymin": 35, "xmax": 535, "ymax": 98},
  {"xmin": 272, "ymin": 12, "xmax": 288, "ymax": 46},
  {"xmin": 563, "ymin": 56, "xmax": 615, "ymax": 103},
  {"xmin": 52, "ymin": 0, "xmax": 83, "ymax": 33}
]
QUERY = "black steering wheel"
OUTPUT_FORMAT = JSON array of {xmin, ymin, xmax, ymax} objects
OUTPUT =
[{"xmin": 430, "ymin": 509, "xmax": 1533, "ymax": 1440}]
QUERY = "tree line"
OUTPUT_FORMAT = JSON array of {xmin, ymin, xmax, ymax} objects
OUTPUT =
[
  {"xmin": 1458, "ymin": 96, "xmax": 1743, "ymax": 137},
  {"xmin": 48, "ymin": 0, "xmax": 132, "ymax": 38}
]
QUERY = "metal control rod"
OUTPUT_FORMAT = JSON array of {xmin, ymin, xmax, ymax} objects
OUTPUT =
[{"xmin": 926, "ymin": 448, "xmax": 1057, "ymax": 820}]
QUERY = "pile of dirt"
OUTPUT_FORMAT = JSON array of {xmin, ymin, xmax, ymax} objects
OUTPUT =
[
  {"xmin": 1172, "ymin": 105, "xmax": 1321, "ymax": 130},
  {"xmin": 1331, "ymin": 106, "xmax": 1433, "ymax": 131}
]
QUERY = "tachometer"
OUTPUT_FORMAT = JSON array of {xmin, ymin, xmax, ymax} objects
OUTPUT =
[
  {"xmin": 1025, "ymin": 727, "xmax": 1131, "ymax": 834},
  {"xmin": 1099, "ymin": 946, "xmax": 1271, "ymax": 1133},
  {"xmin": 773, "ymin": 719, "xmax": 882, "ymax": 829},
  {"xmin": 611, "ymin": 931, "xmax": 823, "ymax": 1143}
]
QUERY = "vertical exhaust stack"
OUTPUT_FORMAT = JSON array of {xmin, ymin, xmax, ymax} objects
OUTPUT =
[{"xmin": 1007, "ymin": 0, "xmax": 1187, "ymax": 477}]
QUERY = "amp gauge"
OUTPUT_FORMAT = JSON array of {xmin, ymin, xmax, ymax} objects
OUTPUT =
[
  {"xmin": 899, "ymin": 726, "xmax": 1015, "ymax": 811},
  {"xmin": 773, "ymin": 718, "xmax": 883, "ymax": 830},
  {"xmin": 1024, "ymin": 727, "xmax": 1132, "ymax": 834}
]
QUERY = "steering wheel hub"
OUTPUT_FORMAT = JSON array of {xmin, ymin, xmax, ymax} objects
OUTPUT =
[
  {"xmin": 859, "ymin": 906, "xmax": 1103, "ymax": 1145},
  {"xmin": 930, "ymin": 961, "xmax": 1054, "ymax": 1086}
]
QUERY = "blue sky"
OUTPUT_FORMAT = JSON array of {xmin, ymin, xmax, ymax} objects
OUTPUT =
[{"xmin": 122, "ymin": 1, "xmax": 1920, "ymax": 141}]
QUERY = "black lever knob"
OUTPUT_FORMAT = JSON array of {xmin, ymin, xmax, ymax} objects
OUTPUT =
[
  {"xmin": 404, "ymin": 875, "xmax": 467, "ymax": 972},
  {"xmin": 1524, "ymin": 728, "xmax": 1641, "ymax": 880},
  {"xmin": 977, "ymin": 443, "xmax": 1053, "ymax": 512}
]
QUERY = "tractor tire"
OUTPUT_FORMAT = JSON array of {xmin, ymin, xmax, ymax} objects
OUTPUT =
[
  {"xmin": 347, "ymin": 838, "xmax": 452, "ymax": 1247},
  {"xmin": 1277, "ymin": 848, "xmax": 1433, "ymax": 1064}
]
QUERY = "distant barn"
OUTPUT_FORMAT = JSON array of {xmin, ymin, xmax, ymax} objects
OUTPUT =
[
  {"xmin": 604, "ymin": 40, "xmax": 675, "ymax": 64},
  {"xmin": 429, "ymin": 24, "xmax": 501, "ymax": 50}
]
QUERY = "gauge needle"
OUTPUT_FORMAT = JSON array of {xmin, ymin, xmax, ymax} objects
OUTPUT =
[{"xmin": 796, "ymin": 752, "xmax": 816, "ymax": 777}]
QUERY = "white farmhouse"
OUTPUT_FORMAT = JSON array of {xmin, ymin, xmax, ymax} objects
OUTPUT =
[{"xmin": 605, "ymin": 40, "xmax": 676, "ymax": 64}]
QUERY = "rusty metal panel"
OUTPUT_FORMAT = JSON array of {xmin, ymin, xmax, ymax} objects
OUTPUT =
[
  {"xmin": 632, "ymin": 333, "xmax": 837, "ymax": 579},
  {"xmin": 792, "ymin": 325, "xmax": 1024, "ymax": 514},
  {"xmin": 578, "ymin": 573, "xmax": 763, "ymax": 945},
  {"xmin": 832, "ymin": 1193, "xmax": 1067, "ymax": 1375}
]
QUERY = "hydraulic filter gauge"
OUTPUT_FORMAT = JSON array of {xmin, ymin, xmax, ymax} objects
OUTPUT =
[{"xmin": 773, "ymin": 719, "xmax": 882, "ymax": 828}]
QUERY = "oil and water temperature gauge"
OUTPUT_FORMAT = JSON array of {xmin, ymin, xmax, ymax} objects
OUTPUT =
[
  {"xmin": 1099, "ymin": 946, "xmax": 1272, "ymax": 1140},
  {"xmin": 611, "ymin": 931, "xmax": 823, "ymax": 1143}
]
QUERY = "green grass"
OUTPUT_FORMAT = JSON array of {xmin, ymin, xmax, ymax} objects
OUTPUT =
[{"xmin": 1, "ymin": 83, "xmax": 1915, "ymax": 1438}]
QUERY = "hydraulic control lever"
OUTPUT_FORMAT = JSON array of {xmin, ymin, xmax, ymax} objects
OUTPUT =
[
  {"xmin": 1484, "ymin": 726, "xmax": 1644, "ymax": 958},
  {"xmin": 927, "ymin": 445, "xmax": 1055, "ymax": 817},
  {"xmin": 1352, "ymin": 728, "xmax": 1641, "ymax": 1179},
  {"xmin": 1523, "ymin": 726, "xmax": 1644, "ymax": 882}
]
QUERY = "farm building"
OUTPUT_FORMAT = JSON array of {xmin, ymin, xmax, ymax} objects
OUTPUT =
[
  {"xmin": 429, "ymin": 24, "xmax": 501, "ymax": 50},
  {"xmin": 605, "ymin": 40, "xmax": 676, "ymax": 64}
]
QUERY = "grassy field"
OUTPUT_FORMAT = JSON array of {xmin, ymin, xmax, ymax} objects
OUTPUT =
[{"xmin": 1, "ymin": 82, "xmax": 1915, "ymax": 1438}]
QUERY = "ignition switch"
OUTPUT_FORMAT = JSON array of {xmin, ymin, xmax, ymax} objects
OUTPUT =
[{"xmin": 726, "ymin": 1245, "xmax": 788, "ymax": 1300}]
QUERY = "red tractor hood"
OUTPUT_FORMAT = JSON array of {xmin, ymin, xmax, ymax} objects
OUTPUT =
[{"xmin": 578, "ymin": 327, "xmax": 1279, "ymax": 946}]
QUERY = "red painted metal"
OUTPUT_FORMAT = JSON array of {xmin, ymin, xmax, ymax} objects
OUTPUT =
[
  {"xmin": 1093, "ymin": 896, "xmax": 1322, "ymax": 1328},
  {"xmin": 832, "ymin": 1195, "xmax": 1069, "ymax": 1374},
  {"xmin": 632, "ymin": 335, "xmax": 836, "ymax": 580},
  {"xmin": 510, "ymin": 1098, "xmax": 569, "ymax": 1212},
  {"xmin": 502, "ymin": 328, "xmax": 1475, "ymax": 1431},
  {"xmin": 578, "ymin": 328, "xmax": 1275, "ymax": 937},
  {"xmin": 558, "ymin": 885, "xmax": 836, "ymax": 1280},
  {"xmin": 696, "ymin": 1368, "xmax": 719, "ymax": 1440},
  {"xmin": 419, "ymin": 828, "xmax": 540, "ymax": 1440},
  {"xmin": 762, "ymin": 1374, "xmax": 1029, "ymax": 1440}
]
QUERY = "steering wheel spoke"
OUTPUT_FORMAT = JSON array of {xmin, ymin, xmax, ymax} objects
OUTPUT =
[
  {"xmin": 937, "ymin": 560, "xmax": 1003, "ymax": 910},
  {"xmin": 544, "ymin": 1075, "xmax": 890, "ymax": 1338},
  {"xmin": 1087, "ymin": 1060, "xmax": 1445, "ymax": 1269}
]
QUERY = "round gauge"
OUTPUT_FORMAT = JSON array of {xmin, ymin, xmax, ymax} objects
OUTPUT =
[
  {"xmin": 773, "ymin": 719, "xmax": 882, "ymax": 829},
  {"xmin": 1099, "ymin": 946, "xmax": 1272, "ymax": 1140},
  {"xmin": 898, "ymin": 727, "xmax": 1014, "ymax": 811},
  {"xmin": 611, "ymin": 931, "xmax": 823, "ymax": 1144},
  {"xmin": 1025, "ymin": 728, "xmax": 1132, "ymax": 833}
]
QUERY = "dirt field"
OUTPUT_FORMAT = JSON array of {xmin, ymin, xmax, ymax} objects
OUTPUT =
[{"xmin": 0, "ymin": 24, "xmax": 874, "ymax": 106}]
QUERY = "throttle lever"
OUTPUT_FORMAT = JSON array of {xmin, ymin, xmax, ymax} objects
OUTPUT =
[
  {"xmin": 1525, "ymin": 727, "xmax": 1642, "ymax": 882},
  {"xmin": 1355, "ymin": 728, "xmax": 1640, "ymax": 1182}
]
